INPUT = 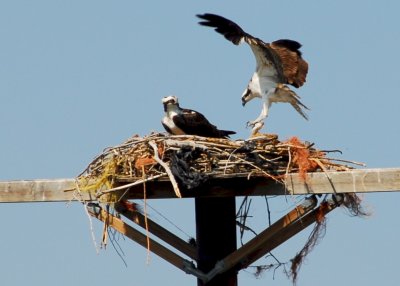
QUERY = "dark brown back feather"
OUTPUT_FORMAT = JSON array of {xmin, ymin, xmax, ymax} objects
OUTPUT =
[
  {"xmin": 272, "ymin": 39, "xmax": 303, "ymax": 55},
  {"xmin": 173, "ymin": 108, "xmax": 235, "ymax": 138},
  {"xmin": 270, "ymin": 40, "xmax": 308, "ymax": 88}
]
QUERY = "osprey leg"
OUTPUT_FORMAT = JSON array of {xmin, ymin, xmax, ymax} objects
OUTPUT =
[{"xmin": 247, "ymin": 95, "xmax": 271, "ymax": 129}]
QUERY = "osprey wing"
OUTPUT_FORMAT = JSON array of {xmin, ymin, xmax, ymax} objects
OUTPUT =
[
  {"xmin": 197, "ymin": 13, "xmax": 248, "ymax": 45},
  {"xmin": 197, "ymin": 13, "xmax": 308, "ymax": 87},
  {"xmin": 197, "ymin": 13, "xmax": 284, "ymax": 82},
  {"xmin": 173, "ymin": 108, "xmax": 235, "ymax": 138},
  {"xmin": 270, "ymin": 40, "xmax": 308, "ymax": 88}
]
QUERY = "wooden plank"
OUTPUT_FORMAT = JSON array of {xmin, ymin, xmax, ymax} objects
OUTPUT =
[
  {"xmin": 89, "ymin": 208, "xmax": 194, "ymax": 273},
  {"xmin": 202, "ymin": 197, "xmax": 339, "ymax": 282},
  {"xmin": 284, "ymin": 167, "xmax": 400, "ymax": 195},
  {"xmin": 207, "ymin": 196, "xmax": 317, "ymax": 279},
  {"xmin": 238, "ymin": 199, "xmax": 337, "ymax": 269},
  {"xmin": 0, "ymin": 179, "xmax": 90, "ymax": 202},
  {"xmin": 0, "ymin": 168, "xmax": 399, "ymax": 202},
  {"xmin": 110, "ymin": 168, "xmax": 400, "ymax": 198},
  {"xmin": 115, "ymin": 201, "xmax": 197, "ymax": 260}
]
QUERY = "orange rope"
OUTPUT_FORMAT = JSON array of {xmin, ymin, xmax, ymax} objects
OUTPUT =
[{"xmin": 142, "ymin": 166, "xmax": 151, "ymax": 264}]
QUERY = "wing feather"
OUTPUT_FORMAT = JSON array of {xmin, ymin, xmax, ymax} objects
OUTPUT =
[
  {"xmin": 270, "ymin": 40, "xmax": 308, "ymax": 87},
  {"xmin": 197, "ymin": 13, "xmax": 248, "ymax": 45},
  {"xmin": 197, "ymin": 13, "xmax": 272, "ymax": 71},
  {"xmin": 162, "ymin": 122, "xmax": 173, "ymax": 134},
  {"xmin": 197, "ymin": 13, "xmax": 308, "ymax": 87},
  {"xmin": 173, "ymin": 108, "xmax": 235, "ymax": 138}
]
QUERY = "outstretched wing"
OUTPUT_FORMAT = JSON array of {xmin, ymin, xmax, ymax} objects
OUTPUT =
[
  {"xmin": 197, "ymin": 13, "xmax": 308, "ymax": 87},
  {"xmin": 197, "ymin": 13, "xmax": 280, "ymax": 78},
  {"xmin": 173, "ymin": 108, "xmax": 235, "ymax": 138},
  {"xmin": 270, "ymin": 40, "xmax": 308, "ymax": 88},
  {"xmin": 197, "ymin": 13, "xmax": 249, "ymax": 45}
]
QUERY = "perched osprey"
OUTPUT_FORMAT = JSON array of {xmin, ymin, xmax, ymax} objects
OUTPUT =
[
  {"xmin": 161, "ymin": 96, "xmax": 236, "ymax": 138},
  {"xmin": 197, "ymin": 13, "xmax": 309, "ymax": 132}
]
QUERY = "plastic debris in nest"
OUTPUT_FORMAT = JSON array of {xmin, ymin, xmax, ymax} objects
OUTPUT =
[{"xmin": 76, "ymin": 132, "xmax": 364, "ymax": 201}]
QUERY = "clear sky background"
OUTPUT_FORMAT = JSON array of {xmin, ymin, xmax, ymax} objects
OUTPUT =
[{"xmin": 1, "ymin": 1, "xmax": 399, "ymax": 285}]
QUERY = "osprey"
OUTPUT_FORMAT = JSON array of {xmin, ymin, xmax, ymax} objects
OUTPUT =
[
  {"xmin": 161, "ymin": 96, "xmax": 236, "ymax": 138},
  {"xmin": 197, "ymin": 13, "xmax": 309, "ymax": 133}
]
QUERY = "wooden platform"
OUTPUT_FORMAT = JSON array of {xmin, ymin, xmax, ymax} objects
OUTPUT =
[
  {"xmin": 1, "ymin": 168, "xmax": 399, "ymax": 203},
  {"xmin": 1, "ymin": 167, "xmax": 399, "ymax": 286}
]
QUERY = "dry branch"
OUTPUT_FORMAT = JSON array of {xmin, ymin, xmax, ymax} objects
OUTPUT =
[{"xmin": 77, "ymin": 133, "xmax": 363, "ymax": 201}]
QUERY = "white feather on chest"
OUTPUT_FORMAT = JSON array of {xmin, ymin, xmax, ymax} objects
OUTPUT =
[{"xmin": 162, "ymin": 110, "xmax": 186, "ymax": 135}]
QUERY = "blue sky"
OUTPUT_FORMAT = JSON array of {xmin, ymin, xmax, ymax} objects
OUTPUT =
[{"xmin": 1, "ymin": 1, "xmax": 399, "ymax": 285}]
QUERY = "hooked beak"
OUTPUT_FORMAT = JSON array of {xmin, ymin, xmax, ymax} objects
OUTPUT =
[{"xmin": 241, "ymin": 88, "xmax": 251, "ymax": 107}]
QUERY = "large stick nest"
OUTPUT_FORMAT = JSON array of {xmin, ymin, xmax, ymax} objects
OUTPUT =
[
  {"xmin": 78, "ymin": 132, "xmax": 368, "ymax": 284},
  {"xmin": 77, "ymin": 132, "xmax": 362, "ymax": 199}
]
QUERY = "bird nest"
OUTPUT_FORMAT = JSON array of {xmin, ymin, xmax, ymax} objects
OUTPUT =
[
  {"xmin": 77, "ymin": 132, "xmax": 362, "ymax": 201},
  {"xmin": 78, "ymin": 132, "xmax": 368, "ymax": 284}
]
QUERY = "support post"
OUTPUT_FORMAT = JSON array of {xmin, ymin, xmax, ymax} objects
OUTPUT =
[{"xmin": 195, "ymin": 196, "xmax": 237, "ymax": 286}]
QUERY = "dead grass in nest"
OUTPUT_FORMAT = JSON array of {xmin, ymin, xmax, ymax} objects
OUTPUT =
[{"xmin": 76, "ymin": 132, "xmax": 363, "ymax": 200}]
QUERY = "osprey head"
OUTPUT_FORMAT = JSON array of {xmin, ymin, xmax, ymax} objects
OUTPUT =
[
  {"xmin": 162, "ymin": 95, "xmax": 179, "ymax": 111},
  {"xmin": 241, "ymin": 88, "xmax": 258, "ymax": 106}
]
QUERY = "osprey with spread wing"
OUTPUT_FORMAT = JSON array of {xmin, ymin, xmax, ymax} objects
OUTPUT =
[{"xmin": 197, "ymin": 13, "xmax": 309, "ymax": 134}]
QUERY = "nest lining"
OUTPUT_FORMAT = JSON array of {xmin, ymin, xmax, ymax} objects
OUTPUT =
[{"xmin": 77, "ymin": 132, "xmax": 361, "ymax": 200}]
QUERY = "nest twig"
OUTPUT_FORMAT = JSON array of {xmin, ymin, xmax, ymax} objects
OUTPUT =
[{"xmin": 77, "ymin": 132, "xmax": 363, "ymax": 200}]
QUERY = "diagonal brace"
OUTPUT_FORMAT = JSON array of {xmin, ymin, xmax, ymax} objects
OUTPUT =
[
  {"xmin": 114, "ymin": 201, "xmax": 197, "ymax": 260},
  {"xmin": 199, "ymin": 195, "xmax": 342, "ymax": 283},
  {"xmin": 87, "ymin": 206, "xmax": 200, "ymax": 277}
]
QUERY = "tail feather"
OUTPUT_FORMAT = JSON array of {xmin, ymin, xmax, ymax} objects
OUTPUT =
[
  {"xmin": 220, "ymin": 130, "xmax": 236, "ymax": 138},
  {"xmin": 274, "ymin": 84, "xmax": 309, "ymax": 120},
  {"xmin": 290, "ymin": 98, "xmax": 309, "ymax": 120}
]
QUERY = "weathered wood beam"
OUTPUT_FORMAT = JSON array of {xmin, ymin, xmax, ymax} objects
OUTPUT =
[
  {"xmin": 200, "ymin": 196, "xmax": 340, "ymax": 282},
  {"xmin": 1, "ymin": 168, "xmax": 399, "ymax": 202},
  {"xmin": 114, "ymin": 201, "xmax": 197, "ymax": 260},
  {"xmin": 88, "ymin": 207, "xmax": 196, "ymax": 274},
  {"xmin": 237, "ymin": 198, "xmax": 338, "ymax": 269},
  {"xmin": 0, "ymin": 179, "xmax": 88, "ymax": 202}
]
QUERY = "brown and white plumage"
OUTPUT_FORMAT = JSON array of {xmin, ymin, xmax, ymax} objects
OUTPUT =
[
  {"xmin": 197, "ymin": 13, "xmax": 309, "ymax": 132},
  {"xmin": 161, "ymin": 96, "xmax": 236, "ymax": 138}
]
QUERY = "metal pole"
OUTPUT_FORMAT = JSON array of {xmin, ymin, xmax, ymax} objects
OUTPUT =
[{"xmin": 195, "ymin": 196, "xmax": 237, "ymax": 286}]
